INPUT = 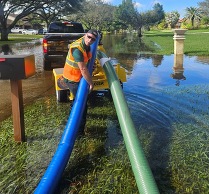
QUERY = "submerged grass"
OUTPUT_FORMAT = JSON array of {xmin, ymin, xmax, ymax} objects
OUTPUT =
[
  {"xmin": 169, "ymin": 123, "xmax": 209, "ymax": 193},
  {"xmin": 0, "ymin": 94, "xmax": 208, "ymax": 193},
  {"xmin": 0, "ymin": 96, "xmax": 69, "ymax": 193}
]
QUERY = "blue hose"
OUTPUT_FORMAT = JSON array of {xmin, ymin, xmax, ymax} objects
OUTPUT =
[{"xmin": 34, "ymin": 37, "xmax": 99, "ymax": 194}]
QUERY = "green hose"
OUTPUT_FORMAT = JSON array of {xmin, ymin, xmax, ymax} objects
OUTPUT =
[{"xmin": 97, "ymin": 50, "xmax": 159, "ymax": 194}]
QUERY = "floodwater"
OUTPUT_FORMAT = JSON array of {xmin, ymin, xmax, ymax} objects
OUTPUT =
[
  {"xmin": 1, "ymin": 34, "xmax": 209, "ymax": 134},
  {"xmin": 0, "ymin": 39, "xmax": 55, "ymax": 122},
  {"xmin": 0, "ymin": 34, "xmax": 209, "ymax": 193},
  {"xmin": 103, "ymin": 35, "xmax": 209, "ymax": 148}
]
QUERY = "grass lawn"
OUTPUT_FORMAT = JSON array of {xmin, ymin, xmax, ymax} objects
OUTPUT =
[
  {"xmin": 0, "ymin": 95, "xmax": 140, "ymax": 193},
  {"xmin": 1, "ymin": 94, "xmax": 208, "ymax": 193},
  {"xmin": 1, "ymin": 29, "xmax": 209, "ymax": 56},
  {"xmin": 143, "ymin": 29, "xmax": 209, "ymax": 56},
  {"xmin": 0, "ymin": 34, "xmax": 43, "ymax": 46}
]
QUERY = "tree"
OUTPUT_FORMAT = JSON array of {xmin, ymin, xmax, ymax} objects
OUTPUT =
[
  {"xmin": 0, "ymin": 0, "xmax": 46, "ymax": 40},
  {"xmin": 198, "ymin": 0, "xmax": 209, "ymax": 26},
  {"xmin": 114, "ymin": 0, "xmax": 142, "ymax": 36},
  {"xmin": 68, "ymin": 0, "xmax": 115, "ymax": 31},
  {"xmin": 141, "ymin": 3, "xmax": 164, "ymax": 30},
  {"xmin": 199, "ymin": 0, "xmax": 209, "ymax": 16},
  {"xmin": 0, "ymin": 0, "xmax": 83, "ymax": 41},
  {"xmin": 152, "ymin": 3, "xmax": 165, "ymax": 23},
  {"xmin": 165, "ymin": 11, "xmax": 180, "ymax": 28},
  {"xmin": 34, "ymin": 0, "xmax": 83, "ymax": 28},
  {"xmin": 114, "ymin": 0, "xmax": 134, "ymax": 30},
  {"xmin": 185, "ymin": 7, "xmax": 202, "ymax": 27}
]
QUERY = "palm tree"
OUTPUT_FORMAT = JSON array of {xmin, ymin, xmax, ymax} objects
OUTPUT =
[{"xmin": 185, "ymin": 7, "xmax": 202, "ymax": 27}]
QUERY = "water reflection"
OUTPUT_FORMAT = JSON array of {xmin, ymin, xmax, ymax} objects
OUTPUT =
[
  {"xmin": 196, "ymin": 55, "xmax": 209, "ymax": 64},
  {"xmin": 103, "ymin": 33, "xmax": 155, "ymax": 58},
  {"xmin": 4, "ymin": 39, "xmax": 43, "ymax": 72},
  {"xmin": 102, "ymin": 34, "xmax": 209, "ymax": 132},
  {"xmin": 102, "ymin": 35, "xmax": 209, "ymax": 193},
  {"xmin": 0, "ymin": 44, "xmax": 14, "ymax": 55},
  {"xmin": 138, "ymin": 54, "xmax": 164, "ymax": 67},
  {"xmin": 103, "ymin": 34, "xmax": 209, "ymax": 87},
  {"xmin": 170, "ymin": 54, "xmax": 186, "ymax": 86},
  {"xmin": 0, "ymin": 39, "xmax": 54, "ymax": 122}
]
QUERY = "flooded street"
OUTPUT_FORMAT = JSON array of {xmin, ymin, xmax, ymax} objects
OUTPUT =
[
  {"xmin": 1, "ymin": 35, "xmax": 209, "ymax": 132},
  {"xmin": 0, "ymin": 39, "xmax": 55, "ymax": 122},
  {"xmin": 1, "ymin": 35, "xmax": 209, "ymax": 140}
]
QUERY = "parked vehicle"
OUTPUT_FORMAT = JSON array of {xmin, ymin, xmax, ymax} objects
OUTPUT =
[
  {"xmin": 38, "ymin": 28, "xmax": 47, "ymax": 35},
  {"xmin": 22, "ymin": 29, "xmax": 38, "ymax": 35},
  {"xmin": 11, "ymin": 27, "xmax": 25, "ymax": 34},
  {"xmin": 42, "ymin": 21, "xmax": 85, "ymax": 70}
]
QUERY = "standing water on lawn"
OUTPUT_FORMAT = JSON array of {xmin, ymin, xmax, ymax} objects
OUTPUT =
[
  {"xmin": 0, "ymin": 34, "xmax": 208, "ymax": 193},
  {"xmin": 103, "ymin": 34, "xmax": 209, "ymax": 193}
]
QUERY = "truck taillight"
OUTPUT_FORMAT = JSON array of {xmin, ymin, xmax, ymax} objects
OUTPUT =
[{"xmin": 43, "ymin": 39, "xmax": 48, "ymax": 53}]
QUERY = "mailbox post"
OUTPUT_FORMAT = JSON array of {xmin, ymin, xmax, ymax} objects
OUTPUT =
[{"xmin": 0, "ymin": 54, "xmax": 35, "ymax": 142}]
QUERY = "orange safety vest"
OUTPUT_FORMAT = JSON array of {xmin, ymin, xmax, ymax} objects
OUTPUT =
[{"xmin": 63, "ymin": 37, "xmax": 92, "ymax": 82}]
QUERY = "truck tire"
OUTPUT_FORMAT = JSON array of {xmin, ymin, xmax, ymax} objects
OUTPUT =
[
  {"xmin": 106, "ymin": 89, "xmax": 113, "ymax": 101},
  {"xmin": 120, "ymin": 80, "xmax": 123, "ymax": 88},
  {"xmin": 56, "ymin": 90, "xmax": 68, "ymax": 102},
  {"xmin": 43, "ymin": 61, "xmax": 52, "ymax": 71}
]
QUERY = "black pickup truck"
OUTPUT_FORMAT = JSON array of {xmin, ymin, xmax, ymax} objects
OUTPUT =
[{"xmin": 43, "ymin": 21, "xmax": 85, "ymax": 70}]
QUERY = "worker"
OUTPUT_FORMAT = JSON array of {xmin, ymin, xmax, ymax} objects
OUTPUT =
[{"xmin": 63, "ymin": 29, "xmax": 98, "ymax": 135}]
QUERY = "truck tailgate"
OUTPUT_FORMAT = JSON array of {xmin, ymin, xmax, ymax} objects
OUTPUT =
[{"xmin": 44, "ymin": 33, "xmax": 84, "ymax": 53}]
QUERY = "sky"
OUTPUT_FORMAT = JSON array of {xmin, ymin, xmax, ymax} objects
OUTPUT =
[{"xmin": 104, "ymin": 0, "xmax": 201, "ymax": 18}]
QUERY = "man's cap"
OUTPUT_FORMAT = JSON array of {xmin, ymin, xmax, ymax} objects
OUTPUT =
[{"xmin": 87, "ymin": 29, "xmax": 98, "ymax": 38}]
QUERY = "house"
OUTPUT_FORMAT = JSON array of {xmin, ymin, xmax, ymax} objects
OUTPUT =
[
  {"xmin": 175, "ymin": 18, "xmax": 185, "ymax": 28},
  {"xmin": 7, "ymin": 14, "xmax": 43, "ymax": 30}
]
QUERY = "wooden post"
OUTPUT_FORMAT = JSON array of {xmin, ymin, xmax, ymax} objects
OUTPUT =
[
  {"xmin": 10, "ymin": 80, "xmax": 25, "ymax": 142},
  {"xmin": 0, "ymin": 54, "xmax": 35, "ymax": 142}
]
